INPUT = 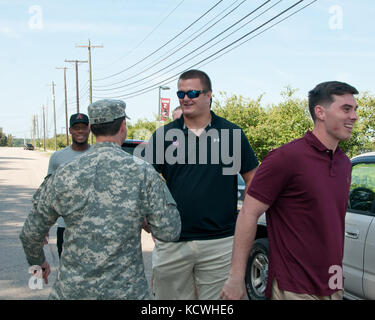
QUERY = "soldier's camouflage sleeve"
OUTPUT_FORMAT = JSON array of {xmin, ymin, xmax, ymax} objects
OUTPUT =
[
  {"xmin": 142, "ymin": 165, "xmax": 181, "ymax": 241},
  {"xmin": 19, "ymin": 174, "xmax": 59, "ymax": 266}
]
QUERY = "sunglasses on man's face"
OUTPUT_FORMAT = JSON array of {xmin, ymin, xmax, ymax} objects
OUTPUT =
[{"xmin": 176, "ymin": 90, "xmax": 207, "ymax": 99}]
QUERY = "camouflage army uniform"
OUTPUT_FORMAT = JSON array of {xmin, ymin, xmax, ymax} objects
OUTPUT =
[{"xmin": 20, "ymin": 141, "xmax": 181, "ymax": 299}]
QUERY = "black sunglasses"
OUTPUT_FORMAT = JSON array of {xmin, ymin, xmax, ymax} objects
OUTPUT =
[{"xmin": 176, "ymin": 90, "xmax": 207, "ymax": 99}]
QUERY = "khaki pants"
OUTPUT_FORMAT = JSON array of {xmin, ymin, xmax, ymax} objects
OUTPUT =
[
  {"xmin": 152, "ymin": 236, "xmax": 233, "ymax": 300},
  {"xmin": 271, "ymin": 279, "xmax": 344, "ymax": 300}
]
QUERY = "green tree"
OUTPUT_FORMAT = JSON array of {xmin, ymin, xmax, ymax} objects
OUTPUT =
[
  {"xmin": 7, "ymin": 134, "xmax": 13, "ymax": 147},
  {"xmin": 213, "ymin": 91, "xmax": 268, "ymax": 160},
  {"xmin": 69, "ymin": 88, "xmax": 372, "ymax": 161},
  {"xmin": 0, "ymin": 133, "xmax": 7, "ymax": 146},
  {"xmin": 257, "ymin": 89, "xmax": 313, "ymax": 159},
  {"xmin": 12, "ymin": 138, "xmax": 24, "ymax": 147},
  {"xmin": 213, "ymin": 87, "xmax": 375, "ymax": 161},
  {"xmin": 213, "ymin": 89, "xmax": 313, "ymax": 160},
  {"xmin": 126, "ymin": 117, "xmax": 171, "ymax": 140}
]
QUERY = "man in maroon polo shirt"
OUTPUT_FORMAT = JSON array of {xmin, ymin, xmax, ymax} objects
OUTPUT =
[{"xmin": 220, "ymin": 81, "xmax": 359, "ymax": 300}]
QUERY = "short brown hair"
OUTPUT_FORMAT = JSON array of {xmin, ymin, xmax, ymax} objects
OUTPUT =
[
  {"xmin": 178, "ymin": 69, "xmax": 212, "ymax": 92},
  {"xmin": 308, "ymin": 81, "xmax": 358, "ymax": 122}
]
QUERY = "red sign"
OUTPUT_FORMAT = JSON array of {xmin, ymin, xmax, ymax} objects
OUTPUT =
[{"xmin": 160, "ymin": 98, "xmax": 170, "ymax": 121}]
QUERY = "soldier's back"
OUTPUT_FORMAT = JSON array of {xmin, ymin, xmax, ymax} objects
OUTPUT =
[{"xmin": 49, "ymin": 141, "xmax": 153, "ymax": 299}]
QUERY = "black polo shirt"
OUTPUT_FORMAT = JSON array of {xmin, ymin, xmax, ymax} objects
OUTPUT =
[{"xmin": 147, "ymin": 111, "xmax": 258, "ymax": 241}]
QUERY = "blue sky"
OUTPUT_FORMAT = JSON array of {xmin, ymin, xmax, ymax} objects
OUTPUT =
[{"xmin": 0, "ymin": 0, "xmax": 374, "ymax": 139}]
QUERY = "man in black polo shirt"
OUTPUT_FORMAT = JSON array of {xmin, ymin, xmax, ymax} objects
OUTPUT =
[{"xmin": 147, "ymin": 69, "xmax": 258, "ymax": 300}]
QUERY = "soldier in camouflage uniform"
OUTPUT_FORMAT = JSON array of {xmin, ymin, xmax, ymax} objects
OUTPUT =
[{"xmin": 19, "ymin": 99, "xmax": 181, "ymax": 300}]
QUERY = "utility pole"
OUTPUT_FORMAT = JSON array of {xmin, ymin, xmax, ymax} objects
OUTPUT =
[
  {"xmin": 76, "ymin": 40, "xmax": 103, "ymax": 105},
  {"xmin": 45, "ymin": 99, "xmax": 49, "ymax": 139},
  {"xmin": 35, "ymin": 115, "xmax": 38, "ymax": 147},
  {"xmin": 76, "ymin": 39, "xmax": 103, "ymax": 144},
  {"xmin": 56, "ymin": 67, "xmax": 70, "ymax": 146},
  {"xmin": 32, "ymin": 115, "xmax": 36, "ymax": 147},
  {"xmin": 49, "ymin": 81, "xmax": 57, "ymax": 151},
  {"xmin": 36, "ymin": 115, "xmax": 40, "ymax": 148},
  {"xmin": 65, "ymin": 59, "xmax": 88, "ymax": 113},
  {"xmin": 42, "ymin": 105, "xmax": 46, "ymax": 151}
]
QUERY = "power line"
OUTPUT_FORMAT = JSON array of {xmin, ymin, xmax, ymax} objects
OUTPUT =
[
  {"xmin": 199, "ymin": 0, "xmax": 318, "ymax": 69},
  {"xmin": 65, "ymin": 59, "xmax": 88, "ymax": 113},
  {"xmin": 94, "ymin": 0, "xmax": 247, "ymax": 89},
  {"xmin": 94, "ymin": 0, "xmax": 277, "ymax": 93},
  {"xmin": 94, "ymin": 0, "xmax": 225, "ymax": 81},
  {"xmin": 79, "ymin": 80, "xmax": 90, "ymax": 97},
  {"xmin": 65, "ymin": 73, "xmax": 89, "ymax": 104},
  {"xmin": 76, "ymin": 40, "xmax": 104, "ymax": 115},
  {"xmin": 95, "ymin": 0, "xmax": 186, "ymax": 72},
  {"xmin": 58, "ymin": 68, "xmax": 84, "ymax": 110},
  {"xmin": 94, "ymin": 0, "xmax": 314, "ymax": 100}
]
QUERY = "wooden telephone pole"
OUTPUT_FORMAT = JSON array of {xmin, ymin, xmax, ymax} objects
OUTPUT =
[
  {"xmin": 64, "ymin": 59, "xmax": 88, "ymax": 113},
  {"xmin": 76, "ymin": 40, "xmax": 103, "ymax": 106},
  {"xmin": 48, "ymin": 81, "xmax": 57, "ymax": 151},
  {"xmin": 42, "ymin": 105, "xmax": 46, "ymax": 151},
  {"xmin": 76, "ymin": 40, "xmax": 103, "ymax": 144},
  {"xmin": 56, "ymin": 67, "xmax": 70, "ymax": 146}
]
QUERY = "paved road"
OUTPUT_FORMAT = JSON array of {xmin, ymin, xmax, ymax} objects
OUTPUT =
[{"xmin": 0, "ymin": 147, "xmax": 154, "ymax": 299}]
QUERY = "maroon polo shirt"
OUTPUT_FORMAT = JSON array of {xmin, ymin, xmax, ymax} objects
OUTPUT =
[{"xmin": 248, "ymin": 130, "xmax": 352, "ymax": 298}]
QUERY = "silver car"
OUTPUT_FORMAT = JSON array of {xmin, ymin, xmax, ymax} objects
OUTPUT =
[
  {"xmin": 245, "ymin": 151, "xmax": 375, "ymax": 300},
  {"xmin": 343, "ymin": 151, "xmax": 375, "ymax": 299}
]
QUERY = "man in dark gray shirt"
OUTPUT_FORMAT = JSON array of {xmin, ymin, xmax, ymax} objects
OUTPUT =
[{"xmin": 47, "ymin": 113, "xmax": 90, "ymax": 257}]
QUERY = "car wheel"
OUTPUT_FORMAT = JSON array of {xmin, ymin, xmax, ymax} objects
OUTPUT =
[{"xmin": 245, "ymin": 238, "xmax": 269, "ymax": 300}]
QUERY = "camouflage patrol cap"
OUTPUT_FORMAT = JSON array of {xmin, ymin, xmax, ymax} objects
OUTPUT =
[{"xmin": 88, "ymin": 99, "xmax": 130, "ymax": 124}]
